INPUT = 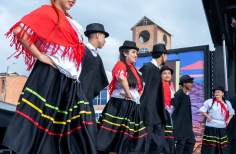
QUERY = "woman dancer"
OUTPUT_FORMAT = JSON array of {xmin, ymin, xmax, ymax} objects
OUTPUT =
[
  {"xmin": 2, "ymin": 1, "xmax": 108, "ymax": 153},
  {"xmin": 200, "ymin": 86, "xmax": 235, "ymax": 154},
  {"xmin": 97, "ymin": 40, "xmax": 148, "ymax": 154}
]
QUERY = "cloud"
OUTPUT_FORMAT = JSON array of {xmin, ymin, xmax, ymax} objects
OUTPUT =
[{"xmin": 0, "ymin": 0, "xmax": 214, "ymax": 76}]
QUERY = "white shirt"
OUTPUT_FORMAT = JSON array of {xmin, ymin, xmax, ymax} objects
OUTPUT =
[
  {"xmin": 21, "ymin": 16, "xmax": 84, "ymax": 80},
  {"xmin": 86, "ymin": 43, "xmax": 99, "ymax": 57},
  {"xmin": 111, "ymin": 70, "xmax": 141, "ymax": 104},
  {"xmin": 199, "ymin": 99, "xmax": 235, "ymax": 128}
]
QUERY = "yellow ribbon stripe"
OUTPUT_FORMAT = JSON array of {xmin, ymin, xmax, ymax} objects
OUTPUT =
[
  {"xmin": 101, "ymin": 119, "xmax": 146, "ymax": 132},
  {"xmin": 202, "ymin": 138, "xmax": 228, "ymax": 144},
  {"xmin": 22, "ymin": 98, "xmax": 92, "ymax": 125}
]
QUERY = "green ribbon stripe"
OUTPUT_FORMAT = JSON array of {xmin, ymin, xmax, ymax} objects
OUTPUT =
[
  {"xmin": 24, "ymin": 87, "xmax": 89, "ymax": 114},
  {"xmin": 100, "ymin": 113, "xmax": 143, "ymax": 126}
]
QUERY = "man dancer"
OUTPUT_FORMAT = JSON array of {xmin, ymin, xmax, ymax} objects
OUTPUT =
[
  {"xmin": 171, "ymin": 75, "xmax": 196, "ymax": 154},
  {"xmin": 139, "ymin": 44, "xmax": 167, "ymax": 154}
]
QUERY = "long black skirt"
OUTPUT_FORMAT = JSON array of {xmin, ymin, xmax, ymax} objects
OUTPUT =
[
  {"xmin": 2, "ymin": 61, "xmax": 97, "ymax": 154},
  {"xmin": 201, "ymin": 126, "xmax": 229, "ymax": 154},
  {"xmin": 97, "ymin": 97, "xmax": 148, "ymax": 154},
  {"xmin": 161, "ymin": 110, "xmax": 175, "ymax": 153}
]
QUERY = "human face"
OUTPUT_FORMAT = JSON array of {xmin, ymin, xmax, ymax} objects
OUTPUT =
[
  {"xmin": 161, "ymin": 70, "xmax": 172, "ymax": 82},
  {"xmin": 55, "ymin": 0, "xmax": 76, "ymax": 11},
  {"xmin": 161, "ymin": 53, "xmax": 167, "ymax": 65},
  {"xmin": 183, "ymin": 80, "xmax": 193, "ymax": 90},
  {"xmin": 214, "ymin": 90, "xmax": 224, "ymax": 100},
  {"xmin": 97, "ymin": 33, "xmax": 106, "ymax": 49},
  {"xmin": 124, "ymin": 49, "xmax": 138, "ymax": 64}
]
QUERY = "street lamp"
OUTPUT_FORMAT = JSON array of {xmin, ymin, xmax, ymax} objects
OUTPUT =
[{"xmin": 3, "ymin": 63, "xmax": 16, "ymax": 102}]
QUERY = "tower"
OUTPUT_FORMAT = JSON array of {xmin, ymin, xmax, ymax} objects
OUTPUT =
[{"xmin": 131, "ymin": 16, "xmax": 171, "ymax": 53}]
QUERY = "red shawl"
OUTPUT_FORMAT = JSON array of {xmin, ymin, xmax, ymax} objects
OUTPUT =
[
  {"xmin": 214, "ymin": 99, "xmax": 229, "ymax": 125},
  {"xmin": 162, "ymin": 80, "xmax": 171, "ymax": 108},
  {"xmin": 5, "ymin": 5, "xmax": 84, "ymax": 70},
  {"xmin": 108, "ymin": 61, "xmax": 143, "ymax": 95}
]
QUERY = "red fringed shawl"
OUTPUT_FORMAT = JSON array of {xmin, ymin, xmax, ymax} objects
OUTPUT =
[
  {"xmin": 214, "ymin": 99, "xmax": 229, "ymax": 125},
  {"xmin": 108, "ymin": 61, "xmax": 143, "ymax": 95},
  {"xmin": 162, "ymin": 80, "xmax": 171, "ymax": 108},
  {"xmin": 5, "ymin": 5, "xmax": 84, "ymax": 70}
]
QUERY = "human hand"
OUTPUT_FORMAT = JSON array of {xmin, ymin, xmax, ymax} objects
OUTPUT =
[
  {"xmin": 38, "ymin": 54, "xmax": 57, "ymax": 69},
  {"xmin": 120, "ymin": 93, "xmax": 132, "ymax": 100},
  {"xmin": 226, "ymin": 119, "xmax": 230, "ymax": 125},
  {"xmin": 207, "ymin": 115, "xmax": 212, "ymax": 122}
]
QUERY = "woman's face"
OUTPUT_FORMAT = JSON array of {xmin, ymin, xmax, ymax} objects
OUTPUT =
[
  {"xmin": 214, "ymin": 90, "xmax": 224, "ymax": 100},
  {"xmin": 124, "ymin": 49, "xmax": 138, "ymax": 64},
  {"xmin": 55, "ymin": 0, "xmax": 76, "ymax": 11},
  {"xmin": 161, "ymin": 70, "xmax": 172, "ymax": 82}
]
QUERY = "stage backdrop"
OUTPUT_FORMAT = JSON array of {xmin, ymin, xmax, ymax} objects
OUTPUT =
[{"xmin": 135, "ymin": 45, "xmax": 211, "ymax": 154}]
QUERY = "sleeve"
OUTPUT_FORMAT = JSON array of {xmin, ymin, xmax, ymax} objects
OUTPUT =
[
  {"xmin": 199, "ymin": 99, "xmax": 212, "ymax": 112},
  {"xmin": 112, "ymin": 61, "xmax": 128, "ymax": 80},
  {"xmin": 227, "ymin": 101, "xmax": 235, "ymax": 115}
]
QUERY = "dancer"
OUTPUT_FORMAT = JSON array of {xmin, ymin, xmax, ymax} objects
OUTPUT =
[
  {"xmin": 160, "ymin": 65, "xmax": 175, "ymax": 154},
  {"xmin": 139, "ymin": 44, "xmax": 167, "ymax": 154},
  {"xmin": 3, "ymin": 1, "xmax": 108, "ymax": 154},
  {"xmin": 200, "ymin": 86, "xmax": 234, "ymax": 154},
  {"xmin": 228, "ymin": 94, "xmax": 236, "ymax": 154},
  {"xmin": 171, "ymin": 75, "xmax": 196, "ymax": 154},
  {"xmin": 97, "ymin": 40, "xmax": 148, "ymax": 154}
]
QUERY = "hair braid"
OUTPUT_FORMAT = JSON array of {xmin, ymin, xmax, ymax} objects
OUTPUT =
[{"xmin": 65, "ymin": 11, "xmax": 72, "ymax": 19}]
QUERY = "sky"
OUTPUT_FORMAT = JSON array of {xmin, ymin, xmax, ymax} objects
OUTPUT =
[{"xmin": 0, "ymin": 0, "xmax": 214, "ymax": 77}]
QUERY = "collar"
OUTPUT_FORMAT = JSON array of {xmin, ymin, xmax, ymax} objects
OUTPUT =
[
  {"xmin": 151, "ymin": 58, "xmax": 161, "ymax": 69},
  {"xmin": 86, "ymin": 43, "xmax": 99, "ymax": 56}
]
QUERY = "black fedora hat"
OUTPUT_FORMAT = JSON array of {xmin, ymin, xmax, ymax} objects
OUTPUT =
[
  {"xmin": 119, "ymin": 40, "xmax": 139, "ymax": 51},
  {"xmin": 213, "ymin": 86, "xmax": 225, "ymax": 93},
  {"xmin": 151, "ymin": 43, "xmax": 168, "ymax": 56},
  {"xmin": 160, "ymin": 65, "xmax": 174, "ymax": 75},
  {"xmin": 179, "ymin": 75, "xmax": 194, "ymax": 85},
  {"xmin": 84, "ymin": 23, "xmax": 109, "ymax": 38}
]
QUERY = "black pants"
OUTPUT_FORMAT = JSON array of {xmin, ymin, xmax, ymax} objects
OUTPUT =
[
  {"xmin": 146, "ymin": 123, "xmax": 165, "ymax": 154},
  {"xmin": 175, "ymin": 135, "xmax": 196, "ymax": 154},
  {"xmin": 230, "ymin": 139, "xmax": 236, "ymax": 154}
]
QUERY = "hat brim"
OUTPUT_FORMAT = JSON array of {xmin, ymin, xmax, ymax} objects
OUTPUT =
[
  {"xmin": 160, "ymin": 68, "xmax": 174, "ymax": 75},
  {"xmin": 84, "ymin": 30, "xmax": 109, "ymax": 38},
  {"xmin": 179, "ymin": 78, "xmax": 194, "ymax": 85},
  {"xmin": 151, "ymin": 51, "xmax": 168, "ymax": 54},
  {"xmin": 119, "ymin": 46, "xmax": 139, "ymax": 52},
  {"xmin": 212, "ymin": 88, "xmax": 224, "ymax": 93}
]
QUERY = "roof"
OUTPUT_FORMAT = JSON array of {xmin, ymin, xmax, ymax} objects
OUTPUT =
[
  {"xmin": 131, "ymin": 16, "xmax": 171, "ymax": 35},
  {"xmin": 0, "ymin": 72, "xmax": 27, "ymax": 78},
  {"xmin": 0, "ymin": 101, "xmax": 16, "ymax": 112}
]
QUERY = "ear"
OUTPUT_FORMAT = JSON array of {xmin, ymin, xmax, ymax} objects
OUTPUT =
[
  {"xmin": 96, "ymin": 33, "xmax": 99, "ymax": 39},
  {"xmin": 123, "ymin": 51, "xmax": 128, "ymax": 57}
]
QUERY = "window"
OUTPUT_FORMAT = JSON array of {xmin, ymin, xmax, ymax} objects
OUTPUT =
[
  {"xmin": 139, "ymin": 30, "xmax": 150, "ymax": 43},
  {"xmin": 163, "ymin": 35, "xmax": 167, "ymax": 45},
  {"xmin": 138, "ymin": 47, "xmax": 149, "ymax": 53},
  {"xmin": 92, "ymin": 90, "xmax": 108, "ymax": 105},
  {"xmin": 100, "ymin": 91, "xmax": 107, "ymax": 105},
  {"xmin": 2, "ymin": 80, "xmax": 6, "ymax": 89},
  {"xmin": 1, "ymin": 92, "xmax": 4, "ymax": 101},
  {"xmin": 95, "ymin": 113, "xmax": 101, "ymax": 121},
  {"xmin": 93, "ymin": 96, "xmax": 99, "ymax": 105}
]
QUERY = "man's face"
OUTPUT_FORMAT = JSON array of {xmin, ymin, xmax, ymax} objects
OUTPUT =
[
  {"xmin": 183, "ymin": 80, "xmax": 193, "ymax": 90},
  {"xmin": 161, "ymin": 53, "xmax": 167, "ymax": 65},
  {"xmin": 97, "ymin": 33, "xmax": 106, "ymax": 49}
]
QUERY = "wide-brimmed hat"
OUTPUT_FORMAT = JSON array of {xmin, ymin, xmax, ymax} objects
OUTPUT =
[
  {"xmin": 119, "ymin": 40, "xmax": 139, "ymax": 51},
  {"xmin": 84, "ymin": 23, "xmax": 109, "ymax": 38},
  {"xmin": 151, "ymin": 44, "xmax": 168, "ymax": 58},
  {"xmin": 179, "ymin": 75, "xmax": 194, "ymax": 85},
  {"xmin": 213, "ymin": 86, "xmax": 225, "ymax": 93},
  {"xmin": 160, "ymin": 65, "xmax": 174, "ymax": 75}
]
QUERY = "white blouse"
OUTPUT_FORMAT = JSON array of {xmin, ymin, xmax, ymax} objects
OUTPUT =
[
  {"xmin": 21, "ymin": 16, "xmax": 85, "ymax": 80},
  {"xmin": 199, "ymin": 99, "xmax": 235, "ymax": 128},
  {"xmin": 111, "ymin": 70, "xmax": 141, "ymax": 104}
]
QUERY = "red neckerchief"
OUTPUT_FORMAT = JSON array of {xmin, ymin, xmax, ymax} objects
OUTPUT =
[
  {"xmin": 5, "ymin": 5, "xmax": 84, "ymax": 70},
  {"xmin": 214, "ymin": 99, "xmax": 229, "ymax": 125},
  {"xmin": 108, "ymin": 61, "xmax": 143, "ymax": 95},
  {"xmin": 162, "ymin": 80, "xmax": 171, "ymax": 108}
]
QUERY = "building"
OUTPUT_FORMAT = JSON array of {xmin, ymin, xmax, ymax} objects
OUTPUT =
[
  {"xmin": 0, "ymin": 72, "xmax": 27, "ymax": 105},
  {"xmin": 131, "ymin": 16, "xmax": 171, "ymax": 53}
]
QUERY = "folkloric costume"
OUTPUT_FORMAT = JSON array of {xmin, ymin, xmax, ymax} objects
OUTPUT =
[
  {"xmin": 171, "ymin": 75, "xmax": 196, "ymax": 154},
  {"xmin": 160, "ymin": 65, "xmax": 175, "ymax": 154},
  {"xmin": 97, "ymin": 41, "xmax": 148, "ymax": 154},
  {"xmin": 199, "ymin": 86, "xmax": 235, "ymax": 154},
  {"xmin": 3, "ymin": 5, "xmax": 108, "ymax": 154},
  {"xmin": 228, "ymin": 94, "xmax": 236, "ymax": 154},
  {"xmin": 139, "ymin": 44, "xmax": 166, "ymax": 154}
]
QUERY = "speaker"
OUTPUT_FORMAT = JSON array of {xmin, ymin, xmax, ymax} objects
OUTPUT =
[{"xmin": 0, "ymin": 101, "xmax": 16, "ymax": 154}]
